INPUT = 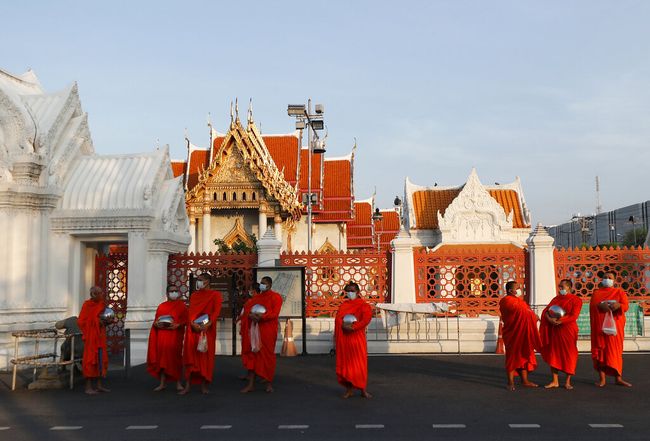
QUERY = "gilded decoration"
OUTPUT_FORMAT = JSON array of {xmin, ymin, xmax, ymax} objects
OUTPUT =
[
  {"xmin": 185, "ymin": 116, "xmax": 301, "ymax": 226},
  {"xmin": 223, "ymin": 218, "xmax": 255, "ymax": 248}
]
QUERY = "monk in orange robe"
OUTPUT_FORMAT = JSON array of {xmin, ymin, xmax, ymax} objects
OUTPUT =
[
  {"xmin": 241, "ymin": 276, "xmax": 283, "ymax": 393},
  {"xmin": 179, "ymin": 273, "xmax": 223, "ymax": 395},
  {"xmin": 590, "ymin": 272, "xmax": 632, "ymax": 387},
  {"xmin": 539, "ymin": 279, "xmax": 583, "ymax": 389},
  {"xmin": 335, "ymin": 282, "xmax": 373, "ymax": 399},
  {"xmin": 237, "ymin": 284, "xmax": 260, "ymax": 380},
  {"xmin": 78, "ymin": 286, "xmax": 110, "ymax": 395},
  {"xmin": 147, "ymin": 285, "xmax": 188, "ymax": 391},
  {"xmin": 499, "ymin": 281, "xmax": 541, "ymax": 391}
]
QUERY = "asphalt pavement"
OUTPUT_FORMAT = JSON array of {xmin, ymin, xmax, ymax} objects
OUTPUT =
[{"xmin": 1, "ymin": 353, "xmax": 649, "ymax": 440}]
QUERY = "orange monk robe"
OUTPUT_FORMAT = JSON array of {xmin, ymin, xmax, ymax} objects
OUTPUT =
[
  {"xmin": 590, "ymin": 287, "xmax": 628, "ymax": 376},
  {"xmin": 78, "ymin": 299, "xmax": 108, "ymax": 378},
  {"xmin": 146, "ymin": 299, "xmax": 188, "ymax": 382},
  {"xmin": 499, "ymin": 295, "xmax": 541, "ymax": 373},
  {"xmin": 183, "ymin": 288, "xmax": 223, "ymax": 384},
  {"xmin": 335, "ymin": 298, "xmax": 373, "ymax": 389},
  {"xmin": 239, "ymin": 297, "xmax": 256, "ymax": 371},
  {"xmin": 247, "ymin": 289, "xmax": 283, "ymax": 382},
  {"xmin": 539, "ymin": 294, "xmax": 583, "ymax": 375}
]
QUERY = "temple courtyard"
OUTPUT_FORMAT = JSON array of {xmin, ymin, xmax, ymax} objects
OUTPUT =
[{"xmin": 1, "ymin": 353, "xmax": 649, "ymax": 441}]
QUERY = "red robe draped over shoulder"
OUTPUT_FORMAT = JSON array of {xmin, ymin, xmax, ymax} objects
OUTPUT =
[
  {"xmin": 335, "ymin": 298, "xmax": 373, "ymax": 390},
  {"xmin": 499, "ymin": 295, "xmax": 541, "ymax": 373},
  {"xmin": 78, "ymin": 299, "xmax": 108, "ymax": 378},
  {"xmin": 590, "ymin": 287, "xmax": 628, "ymax": 376},
  {"xmin": 239, "ymin": 297, "xmax": 256, "ymax": 371},
  {"xmin": 246, "ymin": 289, "xmax": 283, "ymax": 382},
  {"xmin": 146, "ymin": 299, "xmax": 188, "ymax": 382},
  {"xmin": 183, "ymin": 289, "xmax": 222, "ymax": 384},
  {"xmin": 539, "ymin": 294, "xmax": 583, "ymax": 375}
]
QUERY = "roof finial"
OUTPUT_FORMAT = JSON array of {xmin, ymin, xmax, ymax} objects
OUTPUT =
[
  {"xmin": 235, "ymin": 97, "xmax": 240, "ymax": 121},
  {"xmin": 184, "ymin": 127, "xmax": 189, "ymax": 142},
  {"xmin": 247, "ymin": 98, "xmax": 253, "ymax": 125},
  {"xmin": 230, "ymin": 101, "xmax": 234, "ymax": 124},
  {"xmin": 207, "ymin": 112, "xmax": 212, "ymax": 128}
]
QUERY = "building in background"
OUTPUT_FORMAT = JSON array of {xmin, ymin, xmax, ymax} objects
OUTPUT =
[{"xmin": 548, "ymin": 201, "xmax": 650, "ymax": 248}]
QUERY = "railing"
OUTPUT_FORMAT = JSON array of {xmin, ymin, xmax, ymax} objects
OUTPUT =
[
  {"xmin": 280, "ymin": 250, "xmax": 391, "ymax": 317},
  {"xmin": 10, "ymin": 329, "xmax": 81, "ymax": 391},
  {"xmin": 167, "ymin": 251, "xmax": 257, "ymax": 305},
  {"xmin": 554, "ymin": 246, "xmax": 650, "ymax": 315},
  {"xmin": 414, "ymin": 245, "xmax": 528, "ymax": 317}
]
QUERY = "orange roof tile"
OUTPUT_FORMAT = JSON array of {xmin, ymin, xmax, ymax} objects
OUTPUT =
[
  {"xmin": 412, "ymin": 189, "xmax": 461, "ymax": 229},
  {"xmin": 298, "ymin": 148, "xmax": 322, "ymax": 191},
  {"xmin": 186, "ymin": 149, "xmax": 210, "ymax": 190},
  {"xmin": 171, "ymin": 161, "xmax": 186, "ymax": 178},
  {"xmin": 488, "ymin": 189, "xmax": 527, "ymax": 228},
  {"xmin": 315, "ymin": 159, "xmax": 353, "ymax": 222},
  {"xmin": 347, "ymin": 201, "xmax": 373, "ymax": 248},
  {"xmin": 264, "ymin": 135, "xmax": 300, "ymax": 185},
  {"xmin": 375, "ymin": 210, "xmax": 400, "ymax": 250}
]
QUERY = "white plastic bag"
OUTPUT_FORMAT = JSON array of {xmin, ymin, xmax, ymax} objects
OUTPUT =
[
  {"xmin": 602, "ymin": 310, "xmax": 617, "ymax": 336},
  {"xmin": 197, "ymin": 331, "xmax": 208, "ymax": 352},
  {"xmin": 250, "ymin": 322, "xmax": 261, "ymax": 353}
]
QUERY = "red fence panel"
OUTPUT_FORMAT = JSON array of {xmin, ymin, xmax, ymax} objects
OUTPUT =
[
  {"xmin": 414, "ymin": 244, "xmax": 528, "ymax": 317},
  {"xmin": 95, "ymin": 253, "xmax": 128, "ymax": 356},
  {"xmin": 167, "ymin": 252, "xmax": 257, "ymax": 306},
  {"xmin": 554, "ymin": 246, "xmax": 650, "ymax": 314},
  {"xmin": 280, "ymin": 250, "xmax": 391, "ymax": 318}
]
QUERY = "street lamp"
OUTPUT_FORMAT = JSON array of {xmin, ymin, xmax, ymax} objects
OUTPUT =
[
  {"xmin": 372, "ymin": 208, "xmax": 383, "ymax": 251},
  {"xmin": 287, "ymin": 99, "xmax": 326, "ymax": 252}
]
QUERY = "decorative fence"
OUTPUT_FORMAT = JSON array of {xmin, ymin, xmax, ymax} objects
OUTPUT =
[
  {"xmin": 280, "ymin": 250, "xmax": 391, "ymax": 317},
  {"xmin": 95, "ymin": 253, "xmax": 128, "ymax": 356},
  {"xmin": 554, "ymin": 246, "xmax": 650, "ymax": 314},
  {"xmin": 167, "ymin": 252, "xmax": 258, "ymax": 314},
  {"xmin": 414, "ymin": 245, "xmax": 528, "ymax": 317}
]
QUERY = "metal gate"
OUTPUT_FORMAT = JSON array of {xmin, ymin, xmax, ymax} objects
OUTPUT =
[{"xmin": 95, "ymin": 253, "xmax": 128, "ymax": 357}]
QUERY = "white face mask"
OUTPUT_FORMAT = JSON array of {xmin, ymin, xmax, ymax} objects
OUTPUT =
[
  {"xmin": 559, "ymin": 289, "xmax": 567, "ymax": 296},
  {"xmin": 259, "ymin": 283, "xmax": 268, "ymax": 292},
  {"xmin": 196, "ymin": 280, "xmax": 205, "ymax": 290},
  {"xmin": 515, "ymin": 289, "xmax": 523, "ymax": 297},
  {"xmin": 346, "ymin": 291, "xmax": 357, "ymax": 300},
  {"xmin": 168, "ymin": 291, "xmax": 180, "ymax": 301},
  {"xmin": 602, "ymin": 278, "xmax": 614, "ymax": 288}
]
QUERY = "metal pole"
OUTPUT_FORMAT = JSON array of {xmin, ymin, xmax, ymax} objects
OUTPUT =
[
  {"xmin": 12, "ymin": 335, "xmax": 18, "ymax": 391},
  {"xmin": 70, "ymin": 335, "xmax": 75, "ymax": 390},
  {"xmin": 307, "ymin": 98, "xmax": 312, "ymax": 253}
]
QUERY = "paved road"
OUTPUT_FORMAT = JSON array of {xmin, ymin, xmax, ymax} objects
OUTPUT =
[{"xmin": 1, "ymin": 353, "xmax": 649, "ymax": 440}]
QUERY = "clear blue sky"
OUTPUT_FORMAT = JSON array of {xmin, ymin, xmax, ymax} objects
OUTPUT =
[{"xmin": 3, "ymin": 0, "xmax": 649, "ymax": 224}]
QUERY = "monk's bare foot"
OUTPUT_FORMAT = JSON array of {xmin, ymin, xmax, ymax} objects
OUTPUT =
[
  {"xmin": 178, "ymin": 386, "xmax": 190, "ymax": 395},
  {"xmin": 176, "ymin": 383, "xmax": 184, "ymax": 392},
  {"xmin": 240, "ymin": 384, "xmax": 255, "ymax": 394},
  {"xmin": 265, "ymin": 384, "xmax": 274, "ymax": 393},
  {"xmin": 153, "ymin": 384, "xmax": 166, "ymax": 392},
  {"xmin": 595, "ymin": 381, "xmax": 606, "ymax": 387},
  {"xmin": 522, "ymin": 382, "xmax": 538, "ymax": 388},
  {"xmin": 506, "ymin": 384, "xmax": 515, "ymax": 391},
  {"xmin": 564, "ymin": 383, "xmax": 574, "ymax": 390},
  {"xmin": 342, "ymin": 389, "xmax": 353, "ymax": 399},
  {"xmin": 544, "ymin": 382, "xmax": 559, "ymax": 389},
  {"xmin": 97, "ymin": 386, "xmax": 111, "ymax": 393},
  {"xmin": 201, "ymin": 385, "xmax": 210, "ymax": 395},
  {"xmin": 361, "ymin": 390, "xmax": 372, "ymax": 399},
  {"xmin": 85, "ymin": 388, "xmax": 98, "ymax": 395},
  {"xmin": 615, "ymin": 379, "xmax": 632, "ymax": 387}
]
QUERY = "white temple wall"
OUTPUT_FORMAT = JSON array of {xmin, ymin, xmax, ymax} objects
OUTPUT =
[{"xmin": 284, "ymin": 218, "xmax": 345, "ymax": 252}]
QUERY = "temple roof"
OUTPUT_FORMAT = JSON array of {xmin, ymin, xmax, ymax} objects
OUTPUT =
[{"xmin": 405, "ymin": 170, "xmax": 531, "ymax": 230}]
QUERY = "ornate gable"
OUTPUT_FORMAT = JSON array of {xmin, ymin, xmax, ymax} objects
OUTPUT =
[
  {"xmin": 185, "ymin": 113, "xmax": 301, "ymax": 222},
  {"xmin": 437, "ymin": 169, "xmax": 515, "ymax": 243}
]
